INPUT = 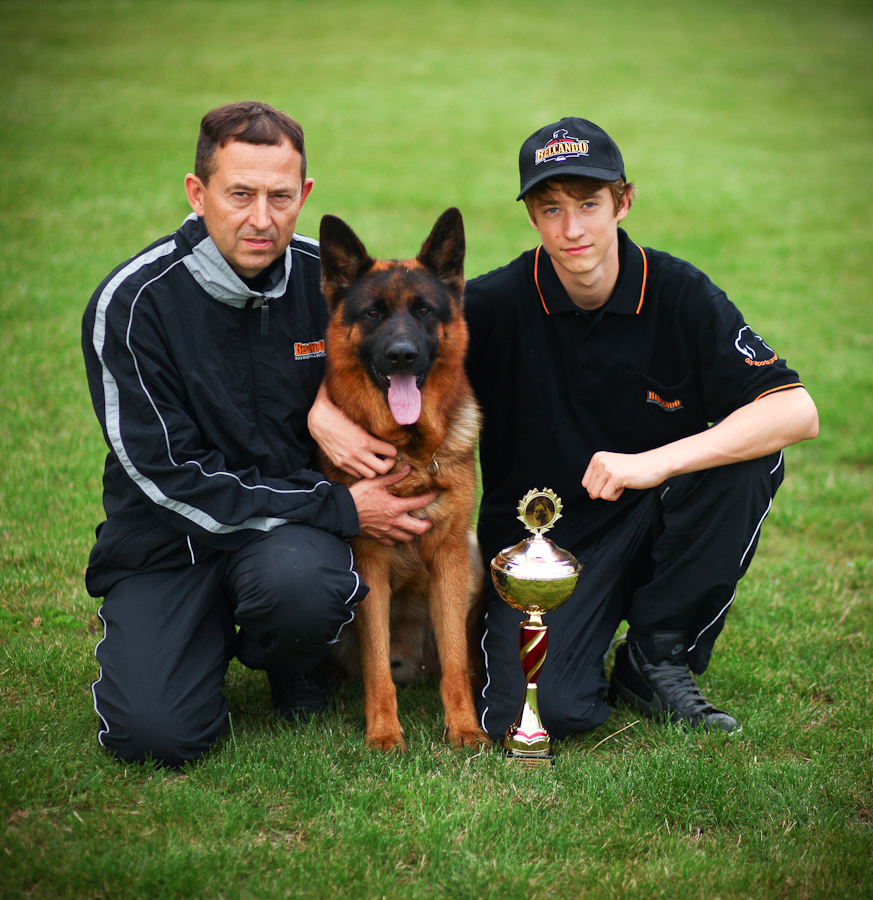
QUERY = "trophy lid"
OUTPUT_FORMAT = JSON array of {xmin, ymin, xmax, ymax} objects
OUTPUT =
[
  {"xmin": 491, "ymin": 532, "xmax": 582, "ymax": 583},
  {"xmin": 490, "ymin": 489, "xmax": 582, "ymax": 615}
]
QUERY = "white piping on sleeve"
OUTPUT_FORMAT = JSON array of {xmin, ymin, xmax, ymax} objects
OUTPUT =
[{"xmin": 92, "ymin": 243, "xmax": 332, "ymax": 537}]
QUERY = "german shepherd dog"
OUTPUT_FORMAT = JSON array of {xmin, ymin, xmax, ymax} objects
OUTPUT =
[{"xmin": 318, "ymin": 208, "xmax": 490, "ymax": 752}]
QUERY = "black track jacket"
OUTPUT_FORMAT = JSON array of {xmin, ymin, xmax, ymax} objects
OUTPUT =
[{"xmin": 82, "ymin": 214, "xmax": 359, "ymax": 598}]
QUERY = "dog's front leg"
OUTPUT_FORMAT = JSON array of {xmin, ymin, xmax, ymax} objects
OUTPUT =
[
  {"xmin": 354, "ymin": 557, "xmax": 405, "ymax": 751},
  {"xmin": 427, "ymin": 539, "xmax": 491, "ymax": 749}
]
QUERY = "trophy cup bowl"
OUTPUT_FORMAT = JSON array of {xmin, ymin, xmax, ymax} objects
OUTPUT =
[{"xmin": 490, "ymin": 489, "xmax": 582, "ymax": 767}]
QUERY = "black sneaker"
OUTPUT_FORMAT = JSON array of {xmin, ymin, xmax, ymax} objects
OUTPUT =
[
  {"xmin": 608, "ymin": 642, "xmax": 740, "ymax": 732},
  {"xmin": 268, "ymin": 667, "xmax": 333, "ymax": 722}
]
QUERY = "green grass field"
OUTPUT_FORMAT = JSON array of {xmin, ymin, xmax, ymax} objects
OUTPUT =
[{"xmin": 1, "ymin": 1, "xmax": 872, "ymax": 897}]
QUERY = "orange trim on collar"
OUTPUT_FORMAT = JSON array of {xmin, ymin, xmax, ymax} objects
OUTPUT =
[
  {"xmin": 635, "ymin": 243, "xmax": 647, "ymax": 314},
  {"xmin": 536, "ymin": 241, "xmax": 648, "ymax": 314},
  {"xmin": 533, "ymin": 245, "xmax": 549, "ymax": 314}
]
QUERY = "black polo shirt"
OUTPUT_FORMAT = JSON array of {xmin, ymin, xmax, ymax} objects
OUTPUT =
[{"xmin": 465, "ymin": 228, "xmax": 803, "ymax": 562}]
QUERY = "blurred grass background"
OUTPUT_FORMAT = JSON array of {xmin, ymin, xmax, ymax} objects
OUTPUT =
[{"xmin": 1, "ymin": 1, "xmax": 871, "ymax": 898}]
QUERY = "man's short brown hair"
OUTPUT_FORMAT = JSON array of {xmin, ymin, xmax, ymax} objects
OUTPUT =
[
  {"xmin": 524, "ymin": 174, "xmax": 637, "ymax": 218},
  {"xmin": 194, "ymin": 101, "xmax": 307, "ymax": 184}
]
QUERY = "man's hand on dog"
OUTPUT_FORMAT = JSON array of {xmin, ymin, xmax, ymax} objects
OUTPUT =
[
  {"xmin": 309, "ymin": 382, "xmax": 397, "ymax": 478},
  {"xmin": 310, "ymin": 384, "xmax": 437, "ymax": 543},
  {"xmin": 349, "ymin": 467, "xmax": 438, "ymax": 546}
]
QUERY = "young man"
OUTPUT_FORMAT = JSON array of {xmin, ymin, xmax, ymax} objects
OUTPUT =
[
  {"xmin": 82, "ymin": 102, "xmax": 436, "ymax": 766},
  {"xmin": 464, "ymin": 117, "xmax": 818, "ymax": 739},
  {"xmin": 310, "ymin": 117, "xmax": 818, "ymax": 741}
]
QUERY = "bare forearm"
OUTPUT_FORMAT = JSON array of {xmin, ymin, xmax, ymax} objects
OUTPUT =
[
  {"xmin": 648, "ymin": 387, "xmax": 818, "ymax": 478},
  {"xmin": 583, "ymin": 387, "xmax": 819, "ymax": 501}
]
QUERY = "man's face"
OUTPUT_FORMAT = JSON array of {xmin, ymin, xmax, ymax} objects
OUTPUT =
[
  {"xmin": 528, "ymin": 185, "xmax": 629, "ymax": 286},
  {"xmin": 185, "ymin": 139, "xmax": 313, "ymax": 279}
]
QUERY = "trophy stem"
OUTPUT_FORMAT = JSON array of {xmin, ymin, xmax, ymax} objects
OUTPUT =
[{"xmin": 503, "ymin": 613, "xmax": 554, "ymax": 766}]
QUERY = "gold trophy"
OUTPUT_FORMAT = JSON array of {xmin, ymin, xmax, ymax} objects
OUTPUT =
[{"xmin": 490, "ymin": 489, "xmax": 582, "ymax": 766}]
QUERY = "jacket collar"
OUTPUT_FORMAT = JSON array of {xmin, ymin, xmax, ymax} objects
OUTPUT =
[
  {"xmin": 533, "ymin": 228, "xmax": 648, "ymax": 316},
  {"xmin": 178, "ymin": 214, "xmax": 293, "ymax": 308}
]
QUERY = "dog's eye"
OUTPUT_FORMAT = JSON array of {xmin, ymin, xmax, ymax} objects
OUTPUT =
[
  {"xmin": 365, "ymin": 307, "xmax": 381, "ymax": 319},
  {"xmin": 417, "ymin": 305, "xmax": 431, "ymax": 317}
]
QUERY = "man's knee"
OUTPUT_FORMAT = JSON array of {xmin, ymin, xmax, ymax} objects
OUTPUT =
[
  {"xmin": 662, "ymin": 450, "xmax": 784, "ymax": 511},
  {"xmin": 262, "ymin": 553, "xmax": 358, "ymax": 636},
  {"xmin": 230, "ymin": 527, "xmax": 365, "ymax": 651},
  {"xmin": 539, "ymin": 690, "xmax": 612, "ymax": 740},
  {"xmin": 94, "ymin": 686, "xmax": 229, "ymax": 768}
]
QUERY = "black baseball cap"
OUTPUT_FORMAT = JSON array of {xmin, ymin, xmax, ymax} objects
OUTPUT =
[{"xmin": 517, "ymin": 117, "xmax": 626, "ymax": 200}]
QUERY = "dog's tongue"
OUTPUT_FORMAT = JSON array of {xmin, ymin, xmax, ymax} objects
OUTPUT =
[{"xmin": 387, "ymin": 373, "xmax": 421, "ymax": 425}]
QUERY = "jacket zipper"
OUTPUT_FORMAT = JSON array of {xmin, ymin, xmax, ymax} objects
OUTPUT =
[
  {"xmin": 261, "ymin": 299, "xmax": 269, "ymax": 335},
  {"xmin": 243, "ymin": 296, "xmax": 282, "ymax": 463}
]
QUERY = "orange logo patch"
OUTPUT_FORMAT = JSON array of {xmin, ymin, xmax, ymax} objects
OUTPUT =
[
  {"xmin": 647, "ymin": 390, "xmax": 683, "ymax": 412},
  {"xmin": 294, "ymin": 340, "xmax": 325, "ymax": 360}
]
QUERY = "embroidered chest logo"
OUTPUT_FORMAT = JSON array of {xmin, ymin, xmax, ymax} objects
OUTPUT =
[
  {"xmin": 647, "ymin": 391, "xmax": 683, "ymax": 412},
  {"xmin": 734, "ymin": 326, "xmax": 777, "ymax": 367},
  {"xmin": 294, "ymin": 339, "xmax": 325, "ymax": 360},
  {"xmin": 535, "ymin": 129, "xmax": 590, "ymax": 166}
]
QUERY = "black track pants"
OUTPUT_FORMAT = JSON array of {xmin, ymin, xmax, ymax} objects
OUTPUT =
[
  {"xmin": 91, "ymin": 524, "xmax": 367, "ymax": 766},
  {"xmin": 476, "ymin": 451, "xmax": 784, "ymax": 742}
]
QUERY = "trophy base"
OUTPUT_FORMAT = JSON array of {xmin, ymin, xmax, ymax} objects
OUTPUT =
[
  {"xmin": 502, "ymin": 747, "xmax": 555, "ymax": 768},
  {"xmin": 503, "ymin": 685, "xmax": 556, "ymax": 767}
]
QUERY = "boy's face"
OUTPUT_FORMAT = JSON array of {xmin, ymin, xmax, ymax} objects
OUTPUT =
[{"xmin": 528, "ymin": 185, "xmax": 629, "ymax": 290}]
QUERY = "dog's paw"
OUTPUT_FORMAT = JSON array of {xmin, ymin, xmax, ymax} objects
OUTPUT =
[
  {"xmin": 447, "ymin": 727, "xmax": 491, "ymax": 750},
  {"xmin": 365, "ymin": 728, "xmax": 407, "ymax": 753}
]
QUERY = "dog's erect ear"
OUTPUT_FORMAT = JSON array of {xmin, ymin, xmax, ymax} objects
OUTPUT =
[
  {"xmin": 417, "ymin": 207, "xmax": 465, "ymax": 294},
  {"xmin": 319, "ymin": 215, "xmax": 375, "ymax": 308}
]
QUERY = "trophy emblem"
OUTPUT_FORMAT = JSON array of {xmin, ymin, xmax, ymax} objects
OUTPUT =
[{"xmin": 490, "ymin": 489, "xmax": 582, "ymax": 766}]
